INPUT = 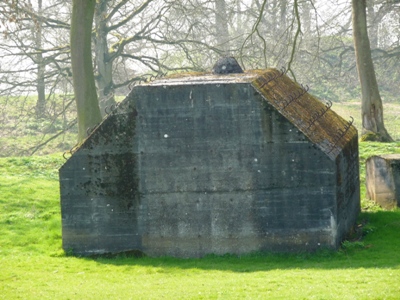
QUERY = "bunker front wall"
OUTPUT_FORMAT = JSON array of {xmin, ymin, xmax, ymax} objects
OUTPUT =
[
  {"xmin": 59, "ymin": 72, "xmax": 359, "ymax": 257},
  {"xmin": 135, "ymin": 83, "xmax": 338, "ymax": 257}
]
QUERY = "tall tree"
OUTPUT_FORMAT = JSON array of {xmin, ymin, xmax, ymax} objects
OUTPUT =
[
  {"xmin": 71, "ymin": 0, "xmax": 102, "ymax": 143},
  {"xmin": 215, "ymin": 0, "xmax": 230, "ymax": 53},
  {"xmin": 94, "ymin": 0, "xmax": 116, "ymax": 114},
  {"xmin": 93, "ymin": 0, "xmax": 158, "ymax": 115},
  {"xmin": 35, "ymin": 0, "xmax": 46, "ymax": 117},
  {"xmin": 352, "ymin": 0, "xmax": 393, "ymax": 141}
]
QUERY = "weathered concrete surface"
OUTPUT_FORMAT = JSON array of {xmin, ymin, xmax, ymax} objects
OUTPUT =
[
  {"xmin": 366, "ymin": 154, "xmax": 400, "ymax": 209},
  {"xmin": 59, "ymin": 69, "xmax": 360, "ymax": 257}
]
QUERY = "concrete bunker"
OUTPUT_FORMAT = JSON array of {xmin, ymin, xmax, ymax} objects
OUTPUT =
[
  {"xmin": 59, "ymin": 68, "xmax": 360, "ymax": 257},
  {"xmin": 366, "ymin": 154, "xmax": 400, "ymax": 209}
]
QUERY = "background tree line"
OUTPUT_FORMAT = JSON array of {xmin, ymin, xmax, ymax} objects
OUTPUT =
[{"xmin": 1, "ymin": 0, "xmax": 400, "ymax": 154}]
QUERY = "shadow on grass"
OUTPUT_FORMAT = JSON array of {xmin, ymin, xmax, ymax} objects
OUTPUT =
[{"xmin": 84, "ymin": 210, "xmax": 400, "ymax": 272}]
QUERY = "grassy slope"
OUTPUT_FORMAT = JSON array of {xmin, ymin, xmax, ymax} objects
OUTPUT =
[{"xmin": 1, "ymin": 144, "xmax": 400, "ymax": 299}]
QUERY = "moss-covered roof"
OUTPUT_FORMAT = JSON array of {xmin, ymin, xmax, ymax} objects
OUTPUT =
[{"xmin": 252, "ymin": 69, "xmax": 357, "ymax": 160}]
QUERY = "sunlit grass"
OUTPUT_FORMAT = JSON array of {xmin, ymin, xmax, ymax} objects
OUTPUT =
[
  {"xmin": 0, "ymin": 94, "xmax": 78, "ymax": 157},
  {"xmin": 1, "ymin": 146, "xmax": 400, "ymax": 299},
  {"xmin": 0, "ymin": 100, "xmax": 399, "ymax": 298}
]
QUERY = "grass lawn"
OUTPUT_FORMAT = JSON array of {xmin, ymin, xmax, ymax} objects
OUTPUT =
[{"xmin": 1, "ymin": 143, "xmax": 400, "ymax": 299}]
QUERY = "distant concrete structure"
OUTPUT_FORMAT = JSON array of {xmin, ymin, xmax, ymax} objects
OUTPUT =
[
  {"xmin": 59, "ymin": 68, "xmax": 360, "ymax": 257},
  {"xmin": 366, "ymin": 154, "xmax": 400, "ymax": 209}
]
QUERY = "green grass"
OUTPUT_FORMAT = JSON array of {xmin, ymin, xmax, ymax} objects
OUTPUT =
[
  {"xmin": 0, "ymin": 94, "xmax": 78, "ymax": 157},
  {"xmin": 1, "ymin": 146, "xmax": 400, "ymax": 299},
  {"xmin": 0, "ymin": 95, "xmax": 126, "ymax": 157}
]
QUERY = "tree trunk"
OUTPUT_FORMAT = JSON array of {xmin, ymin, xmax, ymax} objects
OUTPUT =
[
  {"xmin": 366, "ymin": 0, "xmax": 378, "ymax": 49},
  {"xmin": 352, "ymin": 0, "xmax": 393, "ymax": 142},
  {"xmin": 302, "ymin": 0, "xmax": 312, "ymax": 36},
  {"xmin": 35, "ymin": 0, "xmax": 46, "ymax": 118},
  {"xmin": 71, "ymin": 0, "xmax": 102, "ymax": 143},
  {"xmin": 215, "ymin": 0, "xmax": 230, "ymax": 54},
  {"xmin": 94, "ymin": 0, "xmax": 116, "ymax": 116},
  {"xmin": 236, "ymin": 0, "xmax": 242, "ymax": 33},
  {"xmin": 279, "ymin": 0, "xmax": 287, "ymax": 32}
]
